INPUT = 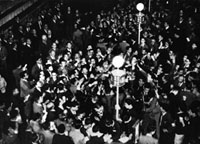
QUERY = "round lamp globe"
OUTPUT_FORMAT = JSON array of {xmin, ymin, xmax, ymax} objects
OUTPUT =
[
  {"xmin": 136, "ymin": 3, "xmax": 144, "ymax": 12},
  {"xmin": 112, "ymin": 55, "xmax": 125, "ymax": 68}
]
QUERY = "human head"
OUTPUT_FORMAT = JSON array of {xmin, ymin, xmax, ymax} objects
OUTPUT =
[{"xmin": 57, "ymin": 124, "xmax": 66, "ymax": 134}]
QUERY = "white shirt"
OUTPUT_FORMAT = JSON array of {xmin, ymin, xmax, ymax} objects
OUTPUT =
[{"xmin": 69, "ymin": 128, "xmax": 85, "ymax": 144}]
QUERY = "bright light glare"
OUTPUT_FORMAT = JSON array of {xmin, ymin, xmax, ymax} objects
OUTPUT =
[
  {"xmin": 136, "ymin": 3, "xmax": 144, "ymax": 11},
  {"xmin": 112, "ymin": 55, "xmax": 125, "ymax": 68}
]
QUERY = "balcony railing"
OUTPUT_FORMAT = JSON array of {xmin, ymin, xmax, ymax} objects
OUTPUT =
[{"xmin": 0, "ymin": 0, "xmax": 38, "ymax": 28}]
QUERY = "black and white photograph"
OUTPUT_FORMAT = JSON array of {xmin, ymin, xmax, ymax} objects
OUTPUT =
[{"xmin": 0, "ymin": 0, "xmax": 200, "ymax": 144}]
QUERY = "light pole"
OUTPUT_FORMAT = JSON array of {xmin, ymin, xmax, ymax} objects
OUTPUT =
[
  {"xmin": 111, "ymin": 55, "xmax": 125, "ymax": 121},
  {"xmin": 136, "ymin": 3, "xmax": 144, "ymax": 45},
  {"xmin": 148, "ymin": 0, "xmax": 151, "ymax": 12}
]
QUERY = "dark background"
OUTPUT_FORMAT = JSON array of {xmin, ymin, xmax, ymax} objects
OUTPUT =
[{"xmin": 63, "ymin": 0, "xmax": 119, "ymax": 12}]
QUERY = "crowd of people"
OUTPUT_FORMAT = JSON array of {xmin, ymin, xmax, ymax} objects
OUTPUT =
[{"xmin": 0, "ymin": 0, "xmax": 200, "ymax": 144}]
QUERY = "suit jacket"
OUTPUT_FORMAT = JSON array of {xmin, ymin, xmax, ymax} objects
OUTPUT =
[
  {"xmin": 73, "ymin": 29, "xmax": 83, "ymax": 47},
  {"xmin": 7, "ymin": 48, "xmax": 21, "ymax": 71},
  {"xmin": 86, "ymin": 136, "xmax": 104, "ymax": 144},
  {"xmin": 32, "ymin": 21, "xmax": 43, "ymax": 37},
  {"xmin": 145, "ymin": 97, "xmax": 161, "ymax": 118},
  {"xmin": 38, "ymin": 40, "xmax": 51, "ymax": 61},
  {"xmin": 52, "ymin": 134, "xmax": 74, "ymax": 144},
  {"xmin": 20, "ymin": 78, "xmax": 34, "ymax": 98},
  {"xmin": 33, "ymin": 101, "xmax": 43, "ymax": 114},
  {"xmin": 139, "ymin": 135, "xmax": 158, "ymax": 144},
  {"xmin": 24, "ymin": 88, "xmax": 42, "ymax": 119},
  {"xmin": 23, "ymin": 44, "xmax": 34, "ymax": 65},
  {"xmin": 49, "ymin": 20, "xmax": 60, "ymax": 38},
  {"xmin": 159, "ymin": 112, "xmax": 175, "ymax": 144},
  {"xmin": 31, "ymin": 64, "xmax": 42, "ymax": 80},
  {"xmin": 69, "ymin": 128, "xmax": 85, "ymax": 144},
  {"xmin": 40, "ymin": 130, "xmax": 54, "ymax": 144},
  {"xmin": 0, "ymin": 44, "xmax": 7, "ymax": 61}
]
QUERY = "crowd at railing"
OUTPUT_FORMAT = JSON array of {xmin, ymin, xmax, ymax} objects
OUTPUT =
[{"xmin": 0, "ymin": 0, "xmax": 200, "ymax": 144}]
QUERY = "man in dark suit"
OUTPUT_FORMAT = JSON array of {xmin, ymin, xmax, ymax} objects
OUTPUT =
[
  {"xmin": 30, "ymin": 29, "xmax": 40, "ymax": 57},
  {"xmin": 24, "ymin": 80, "xmax": 43, "ymax": 121},
  {"xmin": 49, "ymin": 15, "xmax": 60, "ymax": 39},
  {"xmin": 33, "ymin": 16, "xmax": 44, "ymax": 37},
  {"xmin": 86, "ymin": 124, "xmax": 105, "ymax": 144},
  {"xmin": 7, "ymin": 42, "xmax": 21, "ymax": 71},
  {"xmin": 52, "ymin": 124, "xmax": 74, "ymax": 144},
  {"xmin": 38, "ymin": 34, "xmax": 51, "ymax": 63},
  {"xmin": 14, "ymin": 25, "xmax": 25, "ymax": 42},
  {"xmin": 0, "ymin": 101, "xmax": 8, "ymax": 140},
  {"xmin": 23, "ymin": 38, "xmax": 34, "ymax": 68},
  {"xmin": 183, "ymin": 100, "xmax": 200, "ymax": 144},
  {"xmin": 31, "ymin": 57, "xmax": 44, "ymax": 81},
  {"xmin": 64, "ymin": 6, "xmax": 73, "ymax": 40},
  {"xmin": 159, "ymin": 102, "xmax": 175, "ymax": 144},
  {"xmin": 20, "ymin": 71, "xmax": 35, "ymax": 99},
  {"xmin": 0, "ymin": 41, "xmax": 8, "ymax": 74},
  {"xmin": 73, "ymin": 24, "xmax": 83, "ymax": 53}
]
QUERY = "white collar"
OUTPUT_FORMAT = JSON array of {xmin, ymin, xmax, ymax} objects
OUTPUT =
[
  {"xmin": 124, "ymin": 117, "xmax": 132, "ymax": 124},
  {"xmin": 91, "ymin": 131, "xmax": 103, "ymax": 137}
]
